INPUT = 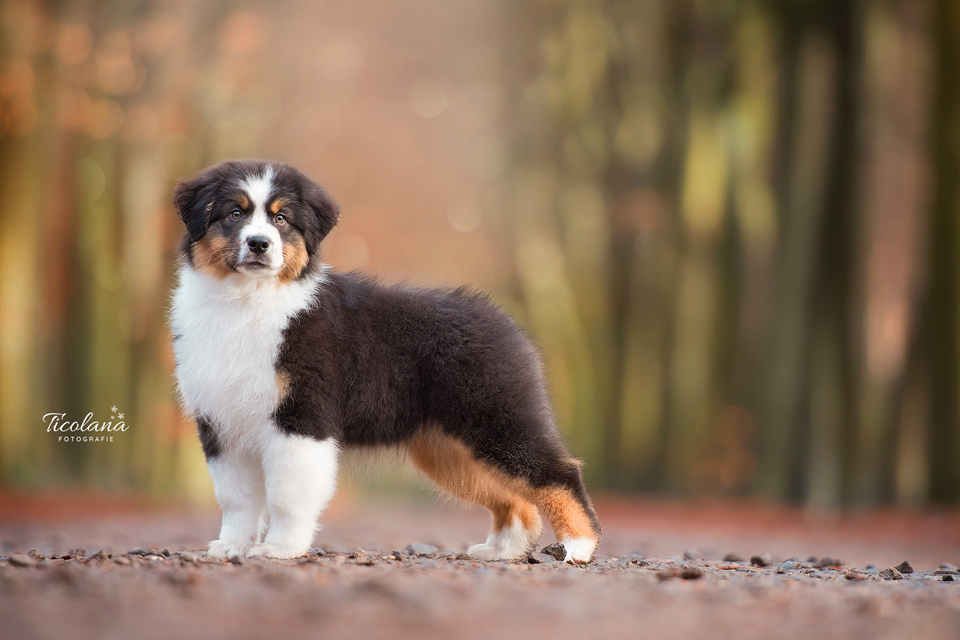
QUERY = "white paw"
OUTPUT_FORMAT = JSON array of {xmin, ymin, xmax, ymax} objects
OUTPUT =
[
  {"xmin": 246, "ymin": 542, "xmax": 308, "ymax": 559},
  {"xmin": 468, "ymin": 518, "xmax": 539, "ymax": 561},
  {"xmin": 559, "ymin": 537, "xmax": 597, "ymax": 564},
  {"xmin": 468, "ymin": 542, "xmax": 523, "ymax": 561},
  {"xmin": 207, "ymin": 539, "xmax": 250, "ymax": 559}
]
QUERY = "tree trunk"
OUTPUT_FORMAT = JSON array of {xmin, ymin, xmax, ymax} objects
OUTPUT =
[{"xmin": 924, "ymin": 0, "xmax": 960, "ymax": 504}]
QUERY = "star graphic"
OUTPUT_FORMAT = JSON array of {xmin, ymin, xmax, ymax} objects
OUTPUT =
[
  {"xmin": 111, "ymin": 406, "xmax": 118, "ymax": 413},
  {"xmin": 118, "ymin": 413, "xmax": 124, "ymax": 420}
]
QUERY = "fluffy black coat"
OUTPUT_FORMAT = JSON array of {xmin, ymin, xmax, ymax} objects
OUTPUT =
[{"xmin": 280, "ymin": 276, "xmax": 579, "ymax": 477}]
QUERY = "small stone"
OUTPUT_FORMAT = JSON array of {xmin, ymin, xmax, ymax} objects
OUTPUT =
[
  {"xmin": 112, "ymin": 556, "xmax": 131, "ymax": 566},
  {"xmin": 392, "ymin": 550, "xmax": 406, "ymax": 561},
  {"xmin": 405, "ymin": 543, "xmax": 439, "ymax": 557},
  {"xmin": 879, "ymin": 567, "xmax": 903, "ymax": 580},
  {"xmin": 894, "ymin": 561, "xmax": 913, "ymax": 574},
  {"xmin": 528, "ymin": 553, "xmax": 559, "ymax": 565},
  {"xmin": 751, "ymin": 553, "xmax": 772, "ymax": 567},
  {"xmin": 805, "ymin": 556, "xmax": 818, "ymax": 564},
  {"xmin": 680, "ymin": 565, "xmax": 703, "ymax": 579},
  {"xmin": 127, "ymin": 548, "xmax": 150, "ymax": 557},
  {"xmin": 179, "ymin": 552, "xmax": 199, "ymax": 563},
  {"xmin": 776, "ymin": 560, "xmax": 800, "ymax": 574},
  {"xmin": 8, "ymin": 554, "xmax": 35, "ymax": 568},
  {"xmin": 722, "ymin": 553, "xmax": 744, "ymax": 563},
  {"xmin": 541, "ymin": 543, "xmax": 566, "ymax": 562},
  {"xmin": 27, "ymin": 549, "xmax": 41, "ymax": 560},
  {"xmin": 683, "ymin": 550, "xmax": 701, "ymax": 560},
  {"xmin": 844, "ymin": 570, "xmax": 868, "ymax": 581},
  {"xmin": 88, "ymin": 550, "xmax": 107, "ymax": 560},
  {"xmin": 816, "ymin": 557, "xmax": 843, "ymax": 568},
  {"xmin": 160, "ymin": 548, "xmax": 172, "ymax": 557},
  {"xmin": 228, "ymin": 554, "xmax": 244, "ymax": 565},
  {"xmin": 309, "ymin": 548, "xmax": 325, "ymax": 557},
  {"xmin": 348, "ymin": 551, "xmax": 374, "ymax": 565},
  {"xmin": 943, "ymin": 575, "xmax": 955, "ymax": 582},
  {"xmin": 934, "ymin": 569, "xmax": 959, "ymax": 576},
  {"xmin": 70, "ymin": 548, "xmax": 86, "ymax": 558},
  {"xmin": 657, "ymin": 566, "xmax": 682, "ymax": 580},
  {"xmin": 596, "ymin": 558, "xmax": 627, "ymax": 569}
]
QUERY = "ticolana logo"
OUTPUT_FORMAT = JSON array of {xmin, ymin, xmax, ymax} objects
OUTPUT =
[{"xmin": 43, "ymin": 405, "xmax": 131, "ymax": 443}]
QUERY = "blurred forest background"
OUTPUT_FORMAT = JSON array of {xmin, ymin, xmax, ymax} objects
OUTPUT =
[{"xmin": 1, "ymin": 0, "xmax": 958, "ymax": 508}]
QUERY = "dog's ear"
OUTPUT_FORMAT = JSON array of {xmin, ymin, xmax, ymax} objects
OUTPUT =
[
  {"xmin": 173, "ymin": 171, "xmax": 218, "ymax": 242},
  {"xmin": 299, "ymin": 178, "xmax": 340, "ymax": 252}
]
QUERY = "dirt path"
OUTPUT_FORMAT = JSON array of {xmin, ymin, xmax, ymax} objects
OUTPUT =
[{"xmin": 1, "ymin": 496, "xmax": 958, "ymax": 640}]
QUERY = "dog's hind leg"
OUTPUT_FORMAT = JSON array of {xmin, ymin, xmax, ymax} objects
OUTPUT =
[
  {"xmin": 528, "ymin": 458, "xmax": 601, "ymax": 564},
  {"xmin": 409, "ymin": 428, "xmax": 543, "ymax": 560},
  {"xmin": 449, "ymin": 421, "xmax": 601, "ymax": 564}
]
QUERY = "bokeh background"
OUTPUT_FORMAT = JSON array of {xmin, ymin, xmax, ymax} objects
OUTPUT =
[{"xmin": 1, "ymin": 0, "xmax": 958, "ymax": 510}]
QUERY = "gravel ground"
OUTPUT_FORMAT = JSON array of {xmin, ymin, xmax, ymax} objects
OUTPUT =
[{"xmin": 1, "ymin": 497, "xmax": 958, "ymax": 640}]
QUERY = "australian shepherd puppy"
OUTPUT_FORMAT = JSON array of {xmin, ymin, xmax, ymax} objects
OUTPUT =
[{"xmin": 170, "ymin": 160, "xmax": 601, "ymax": 563}]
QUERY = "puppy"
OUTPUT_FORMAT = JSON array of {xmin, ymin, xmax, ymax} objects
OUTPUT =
[{"xmin": 170, "ymin": 160, "xmax": 601, "ymax": 563}]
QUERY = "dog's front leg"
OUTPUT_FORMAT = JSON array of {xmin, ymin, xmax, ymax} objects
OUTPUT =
[
  {"xmin": 247, "ymin": 432, "xmax": 339, "ymax": 559},
  {"xmin": 206, "ymin": 447, "xmax": 267, "ymax": 559}
]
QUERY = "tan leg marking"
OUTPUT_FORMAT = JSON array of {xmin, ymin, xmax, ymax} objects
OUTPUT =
[
  {"xmin": 275, "ymin": 370, "xmax": 291, "ymax": 407},
  {"xmin": 409, "ymin": 429, "xmax": 542, "ymax": 538},
  {"xmin": 533, "ymin": 486, "xmax": 598, "ymax": 543}
]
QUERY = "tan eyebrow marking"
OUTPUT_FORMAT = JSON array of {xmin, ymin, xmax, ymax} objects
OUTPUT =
[
  {"xmin": 236, "ymin": 192, "xmax": 249, "ymax": 209},
  {"xmin": 269, "ymin": 198, "xmax": 286, "ymax": 215}
]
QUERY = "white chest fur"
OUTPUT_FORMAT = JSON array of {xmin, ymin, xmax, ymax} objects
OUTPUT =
[{"xmin": 170, "ymin": 266, "xmax": 321, "ymax": 448}]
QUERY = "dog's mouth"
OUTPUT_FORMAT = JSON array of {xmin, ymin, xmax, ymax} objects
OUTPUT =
[{"xmin": 237, "ymin": 257, "xmax": 272, "ymax": 271}]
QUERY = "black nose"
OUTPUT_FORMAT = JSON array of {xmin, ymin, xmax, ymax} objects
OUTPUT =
[{"xmin": 247, "ymin": 236, "xmax": 270, "ymax": 255}]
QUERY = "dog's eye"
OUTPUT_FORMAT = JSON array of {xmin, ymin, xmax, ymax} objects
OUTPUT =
[
  {"xmin": 230, "ymin": 210, "xmax": 242, "ymax": 220},
  {"xmin": 275, "ymin": 214, "xmax": 286, "ymax": 225}
]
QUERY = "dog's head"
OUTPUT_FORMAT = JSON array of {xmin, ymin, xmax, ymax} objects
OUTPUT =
[{"xmin": 173, "ymin": 160, "xmax": 339, "ymax": 281}]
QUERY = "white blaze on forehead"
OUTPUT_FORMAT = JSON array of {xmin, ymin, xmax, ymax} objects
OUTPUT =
[
  {"xmin": 239, "ymin": 165, "xmax": 275, "ymax": 215},
  {"xmin": 237, "ymin": 165, "xmax": 283, "ymax": 274}
]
